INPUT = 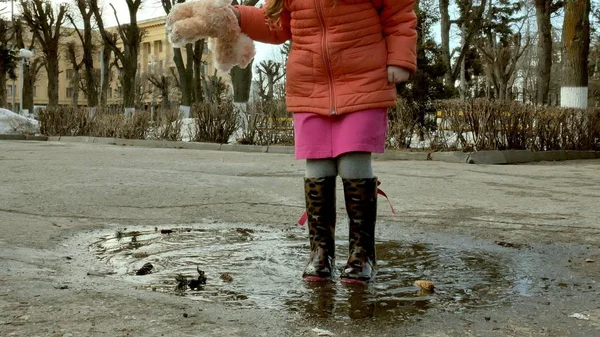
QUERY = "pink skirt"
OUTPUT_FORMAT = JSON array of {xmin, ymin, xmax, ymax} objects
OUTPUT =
[{"xmin": 293, "ymin": 108, "xmax": 388, "ymax": 159}]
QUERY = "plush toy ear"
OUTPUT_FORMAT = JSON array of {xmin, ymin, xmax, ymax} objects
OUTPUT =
[
  {"xmin": 236, "ymin": 34, "xmax": 256, "ymax": 69},
  {"xmin": 208, "ymin": 35, "xmax": 256, "ymax": 73},
  {"xmin": 208, "ymin": 38, "xmax": 232, "ymax": 73}
]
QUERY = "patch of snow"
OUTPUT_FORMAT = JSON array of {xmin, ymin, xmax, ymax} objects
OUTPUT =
[
  {"xmin": 0, "ymin": 108, "xmax": 40, "ymax": 135},
  {"xmin": 180, "ymin": 118, "xmax": 196, "ymax": 142}
]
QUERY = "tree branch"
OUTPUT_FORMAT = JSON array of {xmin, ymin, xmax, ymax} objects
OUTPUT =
[
  {"xmin": 110, "ymin": 3, "xmax": 128, "ymax": 45},
  {"xmin": 67, "ymin": 14, "xmax": 85, "ymax": 47}
]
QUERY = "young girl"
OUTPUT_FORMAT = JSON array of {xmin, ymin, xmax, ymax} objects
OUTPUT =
[{"xmin": 232, "ymin": 0, "xmax": 416, "ymax": 283}]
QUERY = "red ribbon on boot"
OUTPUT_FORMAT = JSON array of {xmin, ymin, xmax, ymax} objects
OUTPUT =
[{"xmin": 297, "ymin": 180, "xmax": 397, "ymax": 227}]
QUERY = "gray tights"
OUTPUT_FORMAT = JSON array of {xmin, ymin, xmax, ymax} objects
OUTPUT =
[{"xmin": 305, "ymin": 152, "xmax": 374, "ymax": 179}]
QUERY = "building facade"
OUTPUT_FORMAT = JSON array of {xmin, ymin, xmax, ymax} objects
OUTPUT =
[{"xmin": 5, "ymin": 16, "xmax": 224, "ymax": 112}]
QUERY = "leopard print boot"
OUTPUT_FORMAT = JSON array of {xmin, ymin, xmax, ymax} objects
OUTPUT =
[
  {"xmin": 302, "ymin": 176, "xmax": 336, "ymax": 281},
  {"xmin": 340, "ymin": 178, "xmax": 378, "ymax": 284}
]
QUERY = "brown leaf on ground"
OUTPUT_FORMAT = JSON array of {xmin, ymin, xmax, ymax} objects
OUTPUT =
[{"xmin": 415, "ymin": 280, "xmax": 435, "ymax": 291}]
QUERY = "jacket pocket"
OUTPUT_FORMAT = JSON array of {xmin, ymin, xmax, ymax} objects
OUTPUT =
[
  {"xmin": 341, "ymin": 41, "xmax": 388, "ymax": 94},
  {"xmin": 286, "ymin": 50, "xmax": 315, "ymax": 97}
]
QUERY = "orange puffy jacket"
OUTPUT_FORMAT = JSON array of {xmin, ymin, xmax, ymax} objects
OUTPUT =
[{"xmin": 236, "ymin": 0, "xmax": 417, "ymax": 116}]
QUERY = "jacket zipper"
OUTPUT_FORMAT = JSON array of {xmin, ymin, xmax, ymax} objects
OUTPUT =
[{"xmin": 314, "ymin": 0, "xmax": 337, "ymax": 115}]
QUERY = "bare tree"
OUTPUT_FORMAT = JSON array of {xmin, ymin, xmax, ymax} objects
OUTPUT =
[
  {"xmin": 477, "ymin": 0, "xmax": 532, "ymax": 100},
  {"xmin": 13, "ymin": 18, "xmax": 44, "ymax": 113},
  {"xmin": 147, "ymin": 70, "xmax": 173, "ymax": 109},
  {"xmin": 99, "ymin": 33, "xmax": 117, "ymax": 107},
  {"xmin": 89, "ymin": 0, "xmax": 143, "ymax": 112},
  {"xmin": 253, "ymin": 60, "xmax": 285, "ymax": 101},
  {"xmin": 535, "ymin": 0, "xmax": 564, "ymax": 105},
  {"xmin": 439, "ymin": 0, "xmax": 488, "ymax": 90},
  {"xmin": 0, "ymin": 18, "xmax": 17, "ymax": 108},
  {"xmin": 64, "ymin": 41, "xmax": 83, "ymax": 107},
  {"xmin": 67, "ymin": 0, "xmax": 99, "ymax": 108},
  {"xmin": 560, "ymin": 0, "xmax": 591, "ymax": 108},
  {"xmin": 20, "ymin": 0, "xmax": 69, "ymax": 107}
]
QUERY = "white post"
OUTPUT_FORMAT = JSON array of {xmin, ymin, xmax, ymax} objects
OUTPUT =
[
  {"xmin": 18, "ymin": 49, "xmax": 34, "ymax": 114},
  {"xmin": 19, "ymin": 57, "xmax": 24, "ymax": 114}
]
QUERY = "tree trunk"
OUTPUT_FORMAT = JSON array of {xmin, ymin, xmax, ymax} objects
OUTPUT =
[
  {"xmin": 83, "ymin": 50, "xmax": 98, "ymax": 107},
  {"xmin": 230, "ymin": 62, "xmax": 254, "ymax": 102},
  {"xmin": 46, "ymin": 53, "xmax": 60, "ymax": 107},
  {"xmin": 459, "ymin": 22, "xmax": 468, "ymax": 99},
  {"xmin": 193, "ymin": 40, "xmax": 204, "ymax": 103},
  {"xmin": 122, "ymin": 62, "xmax": 137, "ymax": 110},
  {"xmin": 498, "ymin": 81, "xmax": 507, "ymax": 100},
  {"xmin": 173, "ymin": 47, "xmax": 193, "ymax": 106},
  {"xmin": 0, "ymin": 71, "xmax": 6, "ymax": 108},
  {"xmin": 161, "ymin": 80, "xmax": 170, "ymax": 109},
  {"xmin": 561, "ymin": 0, "xmax": 590, "ymax": 108},
  {"xmin": 79, "ymin": 5, "xmax": 98, "ymax": 107},
  {"xmin": 22, "ymin": 61, "xmax": 39, "ymax": 114},
  {"xmin": 439, "ymin": 0, "xmax": 452, "ymax": 87},
  {"xmin": 72, "ymin": 70, "xmax": 80, "ymax": 108},
  {"xmin": 535, "ymin": 0, "xmax": 553, "ymax": 105},
  {"xmin": 100, "ymin": 45, "xmax": 111, "ymax": 106}
]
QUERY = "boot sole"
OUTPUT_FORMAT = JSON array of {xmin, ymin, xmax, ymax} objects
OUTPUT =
[
  {"xmin": 340, "ymin": 278, "xmax": 369, "ymax": 285},
  {"xmin": 303, "ymin": 275, "xmax": 331, "ymax": 282}
]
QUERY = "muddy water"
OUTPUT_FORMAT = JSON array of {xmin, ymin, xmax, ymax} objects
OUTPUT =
[{"xmin": 90, "ymin": 224, "xmax": 545, "ymax": 321}]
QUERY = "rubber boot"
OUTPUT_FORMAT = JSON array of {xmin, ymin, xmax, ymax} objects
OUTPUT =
[
  {"xmin": 340, "ymin": 178, "xmax": 378, "ymax": 284},
  {"xmin": 302, "ymin": 176, "xmax": 336, "ymax": 281}
]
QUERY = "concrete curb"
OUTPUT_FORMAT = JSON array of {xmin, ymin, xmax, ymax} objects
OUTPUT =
[
  {"xmin": 0, "ymin": 134, "xmax": 49, "ymax": 141},
  {"xmin": 14, "ymin": 135, "xmax": 600, "ymax": 164}
]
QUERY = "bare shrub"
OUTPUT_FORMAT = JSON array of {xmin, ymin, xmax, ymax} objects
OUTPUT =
[
  {"xmin": 89, "ymin": 113, "xmax": 124, "ymax": 138},
  {"xmin": 239, "ymin": 100, "xmax": 293, "ymax": 146},
  {"xmin": 148, "ymin": 108, "xmax": 183, "ymax": 141},
  {"xmin": 433, "ymin": 99, "xmax": 600, "ymax": 151},
  {"xmin": 190, "ymin": 101, "xmax": 238, "ymax": 143},
  {"xmin": 120, "ymin": 110, "xmax": 150, "ymax": 139},
  {"xmin": 386, "ymin": 98, "xmax": 419, "ymax": 149},
  {"xmin": 38, "ymin": 106, "xmax": 89, "ymax": 136},
  {"xmin": 39, "ymin": 106, "xmax": 150, "ymax": 139}
]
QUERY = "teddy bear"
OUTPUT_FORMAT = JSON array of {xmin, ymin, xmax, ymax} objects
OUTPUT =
[{"xmin": 166, "ymin": 0, "xmax": 255, "ymax": 73}]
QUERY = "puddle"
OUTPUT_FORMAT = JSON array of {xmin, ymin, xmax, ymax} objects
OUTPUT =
[{"xmin": 90, "ymin": 223, "xmax": 552, "ymax": 321}]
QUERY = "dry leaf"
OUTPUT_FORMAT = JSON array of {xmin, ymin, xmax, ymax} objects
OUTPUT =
[
  {"xmin": 220, "ymin": 273, "xmax": 233, "ymax": 282},
  {"xmin": 415, "ymin": 280, "xmax": 435, "ymax": 291}
]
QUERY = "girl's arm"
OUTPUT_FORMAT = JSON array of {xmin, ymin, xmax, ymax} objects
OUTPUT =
[
  {"xmin": 233, "ymin": 2, "xmax": 292, "ymax": 45},
  {"xmin": 375, "ymin": 0, "xmax": 418, "ymax": 73}
]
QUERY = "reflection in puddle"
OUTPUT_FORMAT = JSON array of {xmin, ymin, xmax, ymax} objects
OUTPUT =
[{"xmin": 90, "ymin": 225, "xmax": 540, "ymax": 321}]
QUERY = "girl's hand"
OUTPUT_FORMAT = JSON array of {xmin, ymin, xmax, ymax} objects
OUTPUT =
[
  {"xmin": 229, "ymin": 5, "xmax": 241, "ymax": 25},
  {"xmin": 387, "ymin": 66, "xmax": 411, "ymax": 83}
]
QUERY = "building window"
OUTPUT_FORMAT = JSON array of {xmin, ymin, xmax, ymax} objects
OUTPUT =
[
  {"xmin": 116, "ymin": 86, "xmax": 122, "ymax": 98},
  {"xmin": 108, "ymin": 87, "xmax": 113, "ymax": 98},
  {"xmin": 33, "ymin": 86, "xmax": 37, "ymax": 97},
  {"xmin": 7, "ymin": 85, "xmax": 13, "ymax": 96},
  {"xmin": 66, "ymin": 69, "xmax": 74, "ymax": 80},
  {"xmin": 66, "ymin": 87, "xmax": 74, "ymax": 98},
  {"xmin": 144, "ymin": 42, "xmax": 151, "ymax": 55},
  {"xmin": 154, "ymin": 40, "xmax": 163, "ymax": 54},
  {"xmin": 158, "ymin": 60, "xmax": 163, "ymax": 74}
]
